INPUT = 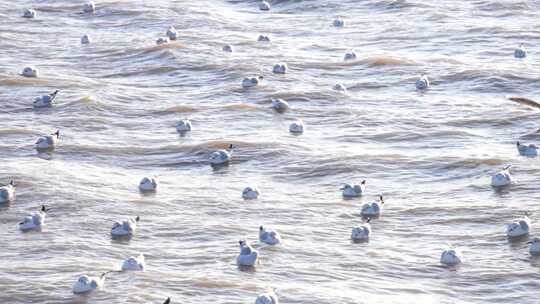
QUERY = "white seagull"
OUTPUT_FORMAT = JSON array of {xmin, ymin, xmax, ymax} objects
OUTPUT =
[
  {"xmin": 0, "ymin": 180, "xmax": 15, "ymax": 204},
  {"xmin": 19, "ymin": 205, "xmax": 50, "ymax": 231},
  {"xmin": 259, "ymin": 226, "xmax": 282, "ymax": 245},
  {"xmin": 121, "ymin": 254, "xmax": 145, "ymax": 271},
  {"xmin": 341, "ymin": 180, "xmax": 366, "ymax": 197},
  {"xmin": 33, "ymin": 90, "xmax": 59, "ymax": 108},
  {"xmin": 209, "ymin": 144, "xmax": 234, "ymax": 165},
  {"xmin": 111, "ymin": 216, "xmax": 140, "ymax": 237},
  {"xmin": 72, "ymin": 272, "xmax": 107, "ymax": 294},
  {"xmin": 514, "ymin": 43, "xmax": 526, "ymax": 58},
  {"xmin": 237, "ymin": 240, "xmax": 259, "ymax": 266},
  {"xmin": 415, "ymin": 74, "xmax": 430, "ymax": 90},
  {"xmin": 35, "ymin": 130, "xmax": 60, "ymax": 151},
  {"xmin": 516, "ymin": 141, "xmax": 537, "ymax": 157},
  {"xmin": 440, "ymin": 245, "xmax": 463, "ymax": 266},
  {"xmin": 491, "ymin": 165, "xmax": 513, "ymax": 187},
  {"xmin": 23, "ymin": 9, "xmax": 37, "ymax": 18}
]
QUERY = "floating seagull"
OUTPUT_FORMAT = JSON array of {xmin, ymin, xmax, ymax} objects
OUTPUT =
[
  {"xmin": 82, "ymin": 1, "xmax": 96, "ymax": 13},
  {"xmin": 259, "ymin": 226, "xmax": 282, "ymax": 245},
  {"xmin": 333, "ymin": 83, "xmax": 347, "ymax": 93},
  {"xmin": 222, "ymin": 44, "xmax": 233, "ymax": 52},
  {"xmin": 255, "ymin": 291, "xmax": 279, "ymax": 304},
  {"xmin": 139, "ymin": 177, "xmax": 157, "ymax": 193},
  {"xmin": 176, "ymin": 119, "xmax": 192, "ymax": 133},
  {"xmin": 415, "ymin": 74, "xmax": 430, "ymax": 90},
  {"xmin": 272, "ymin": 63, "xmax": 287, "ymax": 74},
  {"xmin": 156, "ymin": 37, "xmax": 170, "ymax": 45},
  {"xmin": 237, "ymin": 240, "xmax": 259, "ymax": 266},
  {"xmin": 258, "ymin": 35, "xmax": 270, "ymax": 42},
  {"xmin": 344, "ymin": 51, "xmax": 357, "ymax": 61},
  {"xmin": 81, "ymin": 35, "xmax": 91, "ymax": 44},
  {"xmin": 35, "ymin": 130, "xmax": 60, "ymax": 151},
  {"xmin": 209, "ymin": 144, "xmax": 234, "ymax": 165},
  {"xmin": 514, "ymin": 43, "xmax": 526, "ymax": 58},
  {"xmin": 0, "ymin": 180, "xmax": 15, "ymax": 204},
  {"xmin": 33, "ymin": 90, "xmax": 59, "ymax": 108},
  {"xmin": 506, "ymin": 216, "xmax": 531, "ymax": 238},
  {"xmin": 440, "ymin": 245, "xmax": 463, "ymax": 266},
  {"xmin": 166, "ymin": 26, "xmax": 178, "ymax": 40},
  {"xmin": 111, "ymin": 216, "xmax": 140, "ymax": 237},
  {"xmin": 72, "ymin": 272, "xmax": 107, "ymax": 294},
  {"xmin": 23, "ymin": 9, "xmax": 37, "ymax": 18},
  {"xmin": 517, "ymin": 141, "xmax": 537, "ymax": 157},
  {"xmin": 271, "ymin": 98, "xmax": 290, "ymax": 113},
  {"xmin": 242, "ymin": 187, "xmax": 260, "ymax": 200},
  {"xmin": 491, "ymin": 165, "xmax": 513, "ymax": 187},
  {"xmin": 242, "ymin": 76, "xmax": 263, "ymax": 88},
  {"xmin": 19, "ymin": 205, "xmax": 50, "ymax": 231},
  {"xmin": 259, "ymin": 1, "xmax": 271, "ymax": 11},
  {"xmin": 351, "ymin": 218, "xmax": 371, "ymax": 241},
  {"xmin": 22, "ymin": 66, "xmax": 38, "ymax": 78},
  {"xmin": 289, "ymin": 119, "xmax": 304, "ymax": 134},
  {"xmin": 333, "ymin": 18, "xmax": 345, "ymax": 27},
  {"xmin": 528, "ymin": 237, "xmax": 540, "ymax": 255},
  {"xmin": 341, "ymin": 181, "xmax": 366, "ymax": 198},
  {"xmin": 361, "ymin": 195, "xmax": 384, "ymax": 217},
  {"xmin": 121, "ymin": 254, "xmax": 145, "ymax": 271}
]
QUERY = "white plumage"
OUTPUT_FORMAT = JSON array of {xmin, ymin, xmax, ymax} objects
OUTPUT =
[
  {"xmin": 237, "ymin": 240, "xmax": 259, "ymax": 266},
  {"xmin": 166, "ymin": 26, "xmax": 178, "ymax": 40},
  {"xmin": 242, "ymin": 187, "xmax": 260, "ymax": 200},
  {"xmin": 289, "ymin": 120, "xmax": 304, "ymax": 134},
  {"xmin": 255, "ymin": 291, "xmax": 279, "ymax": 304},
  {"xmin": 516, "ymin": 141, "xmax": 537, "ymax": 157},
  {"xmin": 440, "ymin": 246, "xmax": 463, "ymax": 266},
  {"xmin": 23, "ymin": 9, "xmax": 37, "ymax": 18},
  {"xmin": 0, "ymin": 181, "xmax": 15, "ymax": 204},
  {"xmin": 259, "ymin": 1, "xmax": 271, "ymax": 11},
  {"xmin": 259, "ymin": 226, "xmax": 282, "ymax": 245},
  {"xmin": 528, "ymin": 237, "xmax": 540, "ymax": 255},
  {"xmin": 19, "ymin": 205, "xmax": 49, "ymax": 231},
  {"xmin": 271, "ymin": 98, "xmax": 290, "ymax": 112},
  {"xmin": 33, "ymin": 90, "xmax": 59, "ymax": 108},
  {"xmin": 72, "ymin": 273, "xmax": 105, "ymax": 294},
  {"xmin": 361, "ymin": 195, "xmax": 384, "ymax": 217},
  {"xmin": 81, "ymin": 35, "xmax": 91, "ymax": 44},
  {"xmin": 111, "ymin": 216, "xmax": 140, "ymax": 237},
  {"xmin": 333, "ymin": 83, "xmax": 347, "ymax": 93},
  {"xmin": 22, "ymin": 66, "xmax": 38, "ymax": 77},
  {"xmin": 209, "ymin": 144, "xmax": 234, "ymax": 165},
  {"xmin": 351, "ymin": 219, "xmax": 371, "ymax": 241},
  {"xmin": 272, "ymin": 63, "xmax": 287, "ymax": 74},
  {"xmin": 415, "ymin": 74, "xmax": 430, "ymax": 90},
  {"xmin": 176, "ymin": 119, "xmax": 192, "ymax": 133},
  {"xmin": 35, "ymin": 130, "xmax": 60, "ymax": 151},
  {"xmin": 344, "ymin": 51, "xmax": 357, "ymax": 61},
  {"xmin": 156, "ymin": 37, "xmax": 170, "ymax": 45},
  {"xmin": 506, "ymin": 216, "xmax": 531, "ymax": 238},
  {"xmin": 82, "ymin": 1, "xmax": 96, "ymax": 13},
  {"xmin": 242, "ymin": 76, "xmax": 263, "ymax": 88},
  {"xmin": 333, "ymin": 18, "xmax": 345, "ymax": 27},
  {"xmin": 491, "ymin": 166, "xmax": 513, "ymax": 187},
  {"xmin": 121, "ymin": 254, "xmax": 145, "ymax": 271},
  {"xmin": 341, "ymin": 180, "xmax": 366, "ymax": 197},
  {"xmin": 258, "ymin": 35, "xmax": 271, "ymax": 42},
  {"xmin": 514, "ymin": 43, "xmax": 526, "ymax": 58},
  {"xmin": 139, "ymin": 177, "xmax": 157, "ymax": 192}
]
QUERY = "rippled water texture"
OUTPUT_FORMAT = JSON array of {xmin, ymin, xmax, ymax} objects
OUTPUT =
[{"xmin": 2, "ymin": 0, "xmax": 540, "ymax": 303}]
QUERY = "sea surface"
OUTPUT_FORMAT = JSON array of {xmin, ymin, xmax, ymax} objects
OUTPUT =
[{"xmin": 1, "ymin": 0, "xmax": 540, "ymax": 303}]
